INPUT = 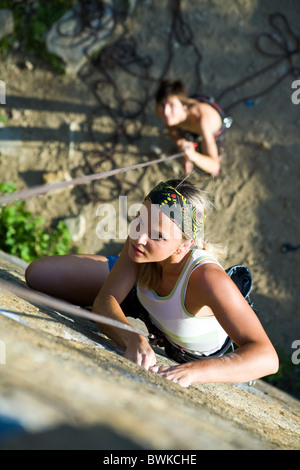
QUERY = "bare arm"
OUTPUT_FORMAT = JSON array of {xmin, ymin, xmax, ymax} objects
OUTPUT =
[
  {"xmin": 92, "ymin": 238, "xmax": 156, "ymax": 369},
  {"xmin": 169, "ymin": 121, "xmax": 221, "ymax": 176},
  {"xmin": 151, "ymin": 265, "xmax": 279, "ymax": 387}
]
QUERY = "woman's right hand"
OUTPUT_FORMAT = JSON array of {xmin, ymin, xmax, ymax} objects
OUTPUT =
[{"xmin": 124, "ymin": 335, "xmax": 156, "ymax": 370}]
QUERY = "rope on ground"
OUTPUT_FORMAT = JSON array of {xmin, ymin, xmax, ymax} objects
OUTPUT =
[
  {"xmin": 217, "ymin": 12, "xmax": 300, "ymax": 112},
  {"xmin": 0, "ymin": 151, "xmax": 184, "ymax": 206}
]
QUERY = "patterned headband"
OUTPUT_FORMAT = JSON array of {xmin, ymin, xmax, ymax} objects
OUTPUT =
[{"xmin": 145, "ymin": 182, "xmax": 204, "ymax": 240}]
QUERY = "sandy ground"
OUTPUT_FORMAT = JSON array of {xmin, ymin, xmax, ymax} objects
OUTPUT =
[{"xmin": 0, "ymin": 0, "xmax": 299, "ymax": 393}]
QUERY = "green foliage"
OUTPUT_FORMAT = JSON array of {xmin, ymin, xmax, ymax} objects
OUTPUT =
[
  {"xmin": 0, "ymin": 111, "xmax": 9, "ymax": 125},
  {"xmin": 0, "ymin": 0, "xmax": 78, "ymax": 72},
  {"xmin": 0, "ymin": 183, "xmax": 73, "ymax": 262}
]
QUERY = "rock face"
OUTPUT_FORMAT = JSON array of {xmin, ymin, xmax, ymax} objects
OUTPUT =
[
  {"xmin": 45, "ymin": 1, "xmax": 121, "ymax": 74},
  {"xmin": 0, "ymin": 252, "xmax": 299, "ymax": 450},
  {"xmin": 0, "ymin": 9, "xmax": 14, "ymax": 42}
]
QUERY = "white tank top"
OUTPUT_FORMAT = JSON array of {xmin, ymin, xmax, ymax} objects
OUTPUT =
[{"xmin": 137, "ymin": 249, "xmax": 228, "ymax": 357}]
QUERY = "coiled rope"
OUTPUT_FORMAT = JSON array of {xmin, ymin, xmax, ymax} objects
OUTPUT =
[{"xmin": 217, "ymin": 12, "xmax": 300, "ymax": 111}]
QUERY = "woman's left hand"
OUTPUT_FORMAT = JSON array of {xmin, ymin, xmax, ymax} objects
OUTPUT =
[{"xmin": 149, "ymin": 363, "xmax": 196, "ymax": 388}]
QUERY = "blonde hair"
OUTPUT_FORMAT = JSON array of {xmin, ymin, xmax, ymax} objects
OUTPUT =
[{"xmin": 137, "ymin": 179, "xmax": 226, "ymax": 289}]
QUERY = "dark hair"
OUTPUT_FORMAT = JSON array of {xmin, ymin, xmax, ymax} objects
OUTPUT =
[
  {"xmin": 155, "ymin": 79, "xmax": 188, "ymax": 104},
  {"xmin": 165, "ymin": 178, "xmax": 204, "ymax": 205}
]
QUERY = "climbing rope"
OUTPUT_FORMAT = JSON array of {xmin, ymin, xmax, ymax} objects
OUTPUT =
[
  {"xmin": 0, "ymin": 278, "xmax": 153, "ymax": 339},
  {"xmin": 70, "ymin": 0, "xmax": 203, "ymax": 201},
  {"xmin": 0, "ymin": 151, "xmax": 184, "ymax": 206},
  {"xmin": 216, "ymin": 12, "xmax": 300, "ymax": 111},
  {"xmin": 1, "ymin": 4, "xmax": 298, "ymax": 345}
]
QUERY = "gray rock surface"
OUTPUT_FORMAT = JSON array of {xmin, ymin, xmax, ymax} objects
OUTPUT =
[
  {"xmin": 0, "ymin": 253, "xmax": 299, "ymax": 450},
  {"xmin": 45, "ymin": 1, "xmax": 121, "ymax": 75},
  {"xmin": 0, "ymin": 9, "xmax": 14, "ymax": 42}
]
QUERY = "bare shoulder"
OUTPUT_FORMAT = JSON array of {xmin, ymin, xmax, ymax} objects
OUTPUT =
[
  {"xmin": 188, "ymin": 262, "xmax": 241, "ymax": 301},
  {"xmin": 187, "ymin": 261, "xmax": 277, "ymax": 350},
  {"xmin": 188, "ymin": 101, "xmax": 220, "ymax": 134},
  {"xmin": 187, "ymin": 98, "xmax": 203, "ymax": 118},
  {"xmin": 189, "ymin": 261, "xmax": 227, "ymax": 283}
]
